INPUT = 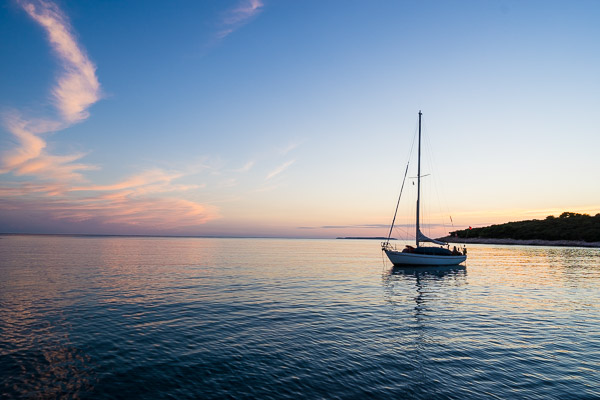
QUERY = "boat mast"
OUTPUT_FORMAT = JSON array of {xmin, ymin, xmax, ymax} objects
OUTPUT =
[{"xmin": 416, "ymin": 110, "xmax": 422, "ymax": 248}]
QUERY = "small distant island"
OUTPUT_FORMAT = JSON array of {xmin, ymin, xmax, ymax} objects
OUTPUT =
[
  {"xmin": 337, "ymin": 237, "xmax": 397, "ymax": 240},
  {"xmin": 441, "ymin": 212, "xmax": 600, "ymax": 248}
]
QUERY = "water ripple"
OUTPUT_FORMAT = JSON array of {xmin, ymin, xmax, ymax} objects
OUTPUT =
[{"xmin": 1, "ymin": 237, "xmax": 599, "ymax": 399}]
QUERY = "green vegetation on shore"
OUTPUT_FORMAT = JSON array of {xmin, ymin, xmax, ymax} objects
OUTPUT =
[{"xmin": 451, "ymin": 212, "xmax": 600, "ymax": 243}]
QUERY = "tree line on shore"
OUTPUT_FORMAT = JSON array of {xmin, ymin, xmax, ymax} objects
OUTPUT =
[{"xmin": 451, "ymin": 212, "xmax": 600, "ymax": 243}]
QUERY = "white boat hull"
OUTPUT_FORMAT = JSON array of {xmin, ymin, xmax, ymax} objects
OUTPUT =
[{"xmin": 384, "ymin": 250, "xmax": 466, "ymax": 266}]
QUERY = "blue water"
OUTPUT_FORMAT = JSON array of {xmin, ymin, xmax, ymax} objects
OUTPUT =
[{"xmin": 1, "ymin": 235, "xmax": 599, "ymax": 399}]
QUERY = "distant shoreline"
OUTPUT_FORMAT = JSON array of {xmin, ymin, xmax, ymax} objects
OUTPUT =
[
  {"xmin": 336, "ymin": 237, "xmax": 396, "ymax": 240},
  {"xmin": 3, "ymin": 233, "xmax": 597, "ymax": 247},
  {"xmin": 440, "ymin": 237, "xmax": 600, "ymax": 248}
]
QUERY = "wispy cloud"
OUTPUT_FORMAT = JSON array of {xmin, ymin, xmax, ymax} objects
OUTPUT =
[
  {"xmin": 1, "ymin": 112, "xmax": 52, "ymax": 174},
  {"xmin": 278, "ymin": 140, "xmax": 301, "ymax": 156},
  {"xmin": 265, "ymin": 160, "xmax": 295, "ymax": 180},
  {"xmin": 0, "ymin": 191, "xmax": 219, "ymax": 232},
  {"xmin": 217, "ymin": 0, "xmax": 264, "ymax": 40},
  {"xmin": 21, "ymin": 0, "xmax": 101, "ymax": 123},
  {"xmin": 0, "ymin": 1, "xmax": 220, "ymax": 233},
  {"xmin": 67, "ymin": 167, "xmax": 214, "ymax": 228},
  {"xmin": 0, "ymin": 110, "xmax": 95, "ymax": 184},
  {"xmin": 0, "ymin": 166, "xmax": 219, "ymax": 232},
  {"xmin": 50, "ymin": 193, "xmax": 218, "ymax": 228},
  {"xmin": 1, "ymin": 0, "xmax": 101, "ymax": 181},
  {"xmin": 233, "ymin": 160, "xmax": 255, "ymax": 173},
  {"xmin": 71, "ymin": 169, "xmax": 185, "ymax": 192}
]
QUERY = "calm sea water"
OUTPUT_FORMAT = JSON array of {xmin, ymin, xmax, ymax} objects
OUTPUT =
[{"xmin": 1, "ymin": 235, "xmax": 599, "ymax": 399}]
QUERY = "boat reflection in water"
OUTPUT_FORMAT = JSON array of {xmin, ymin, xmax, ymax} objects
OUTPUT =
[
  {"xmin": 382, "ymin": 263, "xmax": 467, "ymax": 319},
  {"xmin": 382, "ymin": 264, "xmax": 468, "ymax": 384},
  {"xmin": 389, "ymin": 264, "xmax": 467, "ymax": 278},
  {"xmin": 382, "ymin": 263, "xmax": 468, "ymax": 327},
  {"xmin": 383, "ymin": 264, "xmax": 467, "ymax": 306}
]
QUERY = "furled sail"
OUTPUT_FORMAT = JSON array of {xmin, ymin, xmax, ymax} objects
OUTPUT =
[{"xmin": 417, "ymin": 229, "xmax": 447, "ymax": 246}]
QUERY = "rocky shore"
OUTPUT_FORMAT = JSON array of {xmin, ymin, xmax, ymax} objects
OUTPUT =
[{"xmin": 439, "ymin": 237, "xmax": 600, "ymax": 248}]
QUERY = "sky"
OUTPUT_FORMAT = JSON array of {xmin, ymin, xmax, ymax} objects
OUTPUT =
[{"xmin": 1, "ymin": 0, "xmax": 599, "ymax": 238}]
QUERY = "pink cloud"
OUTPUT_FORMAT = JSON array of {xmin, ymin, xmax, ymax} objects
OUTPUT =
[
  {"xmin": 2, "ymin": 1, "xmax": 101, "ymax": 182},
  {"xmin": 0, "ymin": 112, "xmax": 92, "ymax": 182},
  {"xmin": 0, "ymin": 113, "xmax": 48, "ymax": 173},
  {"xmin": 21, "ymin": 0, "xmax": 101, "ymax": 123},
  {"xmin": 52, "ymin": 194, "xmax": 218, "ymax": 228},
  {"xmin": 0, "ymin": 163, "xmax": 219, "ymax": 233},
  {"xmin": 0, "ymin": 182, "xmax": 220, "ymax": 233},
  {"xmin": 0, "ymin": 1, "xmax": 220, "ymax": 234}
]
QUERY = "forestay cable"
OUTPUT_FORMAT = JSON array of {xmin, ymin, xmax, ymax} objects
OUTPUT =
[{"xmin": 385, "ymin": 123, "xmax": 418, "ymax": 245}]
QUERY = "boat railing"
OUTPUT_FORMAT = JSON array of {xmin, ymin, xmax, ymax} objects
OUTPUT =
[{"xmin": 381, "ymin": 242, "xmax": 396, "ymax": 251}]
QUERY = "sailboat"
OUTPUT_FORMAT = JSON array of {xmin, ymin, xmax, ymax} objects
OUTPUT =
[{"xmin": 382, "ymin": 111, "xmax": 467, "ymax": 266}]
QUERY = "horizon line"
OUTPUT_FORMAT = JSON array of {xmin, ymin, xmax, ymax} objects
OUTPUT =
[{"xmin": 0, "ymin": 232, "xmax": 356, "ymax": 240}]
